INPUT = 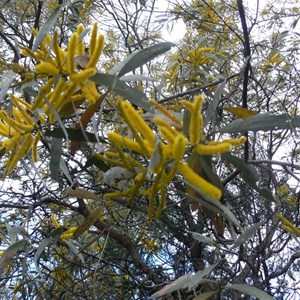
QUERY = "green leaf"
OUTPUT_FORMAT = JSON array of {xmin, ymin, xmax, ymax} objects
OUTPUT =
[
  {"xmin": 44, "ymin": 128, "xmax": 106, "ymax": 143},
  {"xmin": 191, "ymin": 232, "xmax": 217, "ymax": 247},
  {"xmin": 0, "ymin": 239, "xmax": 28, "ymax": 275},
  {"xmin": 84, "ymin": 155, "xmax": 110, "ymax": 172},
  {"xmin": 0, "ymin": 70, "xmax": 15, "ymax": 102},
  {"xmin": 222, "ymin": 153, "xmax": 259, "ymax": 185},
  {"xmin": 219, "ymin": 113, "xmax": 291, "ymax": 133},
  {"xmin": 148, "ymin": 137, "xmax": 161, "ymax": 172},
  {"xmin": 34, "ymin": 237, "xmax": 57, "ymax": 276},
  {"xmin": 32, "ymin": 3, "xmax": 69, "ymax": 51},
  {"xmin": 64, "ymin": 240, "xmax": 85, "ymax": 264},
  {"xmin": 73, "ymin": 207, "xmax": 102, "ymax": 238},
  {"xmin": 226, "ymin": 284, "xmax": 273, "ymax": 300},
  {"xmin": 205, "ymin": 80, "xmax": 226, "ymax": 126},
  {"xmin": 120, "ymin": 74, "xmax": 158, "ymax": 82},
  {"xmin": 91, "ymin": 73, "xmax": 150, "ymax": 111},
  {"xmin": 50, "ymin": 137, "xmax": 63, "ymax": 181},
  {"xmin": 110, "ymin": 42, "xmax": 174, "ymax": 77},
  {"xmin": 188, "ymin": 263, "xmax": 218, "ymax": 289},
  {"xmin": 192, "ymin": 291, "xmax": 218, "ymax": 300},
  {"xmin": 231, "ymin": 220, "xmax": 266, "ymax": 249},
  {"xmin": 222, "ymin": 153, "xmax": 274, "ymax": 201},
  {"xmin": 184, "ymin": 184, "xmax": 241, "ymax": 230},
  {"xmin": 151, "ymin": 274, "xmax": 192, "ymax": 299}
]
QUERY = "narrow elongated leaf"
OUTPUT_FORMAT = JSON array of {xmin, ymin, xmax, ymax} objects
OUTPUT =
[
  {"xmin": 0, "ymin": 70, "xmax": 15, "ymax": 101},
  {"xmin": 231, "ymin": 220, "xmax": 266, "ymax": 249},
  {"xmin": 84, "ymin": 155, "xmax": 110, "ymax": 172},
  {"xmin": 184, "ymin": 183, "xmax": 241, "ymax": 229},
  {"xmin": 205, "ymin": 81, "xmax": 226, "ymax": 126},
  {"xmin": 191, "ymin": 232, "xmax": 217, "ymax": 247},
  {"xmin": 222, "ymin": 153, "xmax": 274, "ymax": 201},
  {"xmin": 151, "ymin": 264, "xmax": 218, "ymax": 299},
  {"xmin": 73, "ymin": 207, "xmax": 102, "ymax": 238},
  {"xmin": 120, "ymin": 74, "xmax": 158, "ymax": 82},
  {"xmin": 151, "ymin": 274, "xmax": 192, "ymax": 299},
  {"xmin": 91, "ymin": 73, "xmax": 150, "ymax": 110},
  {"xmin": 222, "ymin": 153, "xmax": 259, "ymax": 185},
  {"xmin": 110, "ymin": 42, "xmax": 174, "ymax": 77},
  {"xmin": 64, "ymin": 240, "xmax": 84, "ymax": 264},
  {"xmin": 192, "ymin": 291, "xmax": 218, "ymax": 300},
  {"xmin": 44, "ymin": 128, "xmax": 106, "ymax": 143},
  {"xmin": 32, "ymin": 3, "xmax": 69, "ymax": 51},
  {"xmin": 226, "ymin": 284, "xmax": 273, "ymax": 300},
  {"xmin": 34, "ymin": 238, "xmax": 56, "ymax": 276},
  {"xmin": 50, "ymin": 137, "xmax": 63, "ymax": 181},
  {"xmin": 219, "ymin": 113, "xmax": 291, "ymax": 133},
  {"xmin": 0, "ymin": 239, "xmax": 27, "ymax": 274},
  {"xmin": 188, "ymin": 264, "xmax": 218, "ymax": 289}
]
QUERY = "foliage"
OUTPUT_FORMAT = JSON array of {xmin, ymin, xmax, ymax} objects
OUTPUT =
[{"xmin": 0, "ymin": 0, "xmax": 300, "ymax": 299}]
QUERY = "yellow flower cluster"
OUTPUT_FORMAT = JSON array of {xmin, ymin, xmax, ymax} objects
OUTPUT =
[
  {"xmin": 22, "ymin": 22, "xmax": 104, "ymax": 121},
  {"xmin": 101, "ymin": 95, "xmax": 246, "ymax": 219},
  {"xmin": 277, "ymin": 213, "xmax": 300, "ymax": 236},
  {"xmin": 0, "ymin": 95, "xmax": 42, "ymax": 177},
  {"xmin": 0, "ymin": 23, "xmax": 104, "ymax": 177},
  {"xmin": 51, "ymin": 213, "xmax": 77, "ymax": 240}
]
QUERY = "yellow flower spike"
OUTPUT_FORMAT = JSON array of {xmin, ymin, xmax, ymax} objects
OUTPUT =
[
  {"xmin": 67, "ymin": 32, "xmax": 79, "ymax": 72},
  {"xmin": 62, "ymin": 227, "xmax": 77, "ymax": 235},
  {"xmin": 162, "ymin": 144, "xmax": 173, "ymax": 159},
  {"xmin": 10, "ymin": 95, "xmax": 34, "ymax": 126},
  {"xmin": 21, "ymin": 48, "xmax": 37, "ymax": 59},
  {"xmin": 0, "ymin": 133, "xmax": 21, "ymax": 152},
  {"xmin": 60, "ymin": 233, "xmax": 74, "ymax": 240},
  {"xmin": 32, "ymin": 77, "xmax": 56, "ymax": 109},
  {"xmin": 104, "ymin": 189, "xmax": 133, "ymax": 199},
  {"xmin": 155, "ymin": 187, "xmax": 167, "ymax": 219},
  {"xmin": 5, "ymin": 133, "xmax": 33, "ymax": 176},
  {"xmin": 196, "ymin": 142, "xmax": 232, "ymax": 155},
  {"xmin": 183, "ymin": 95, "xmax": 204, "ymax": 144},
  {"xmin": 86, "ymin": 34, "xmax": 104, "ymax": 68},
  {"xmin": 158, "ymin": 127, "xmax": 176, "ymax": 145},
  {"xmin": 12, "ymin": 108, "xmax": 25, "ymax": 124},
  {"xmin": 108, "ymin": 132, "xmax": 144, "ymax": 154},
  {"xmin": 89, "ymin": 22, "xmax": 98, "ymax": 57},
  {"xmin": 148, "ymin": 170, "xmax": 163, "ymax": 220},
  {"xmin": 112, "ymin": 142, "xmax": 135, "ymax": 172},
  {"xmin": 208, "ymin": 136, "xmax": 247, "ymax": 147},
  {"xmin": 105, "ymin": 151, "xmax": 143, "ymax": 169},
  {"xmin": 163, "ymin": 160, "xmax": 180, "ymax": 185},
  {"xmin": 154, "ymin": 117, "xmax": 178, "ymax": 141},
  {"xmin": 77, "ymin": 23, "xmax": 85, "ymax": 35},
  {"xmin": 69, "ymin": 67, "xmax": 96, "ymax": 83},
  {"xmin": 0, "ymin": 111, "xmax": 33, "ymax": 132},
  {"xmin": 172, "ymin": 133, "xmax": 187, "ymax": 160},
  {"xmin": 53, "ymin": 29, "xmax": 63, "ymax": 69},
  {"xmin": 149, "ymin": 141, "xmax": 165, "ymax": 174},
  {"xmin": 51, "ymin": 78, "xmax": 67, "ymax": 103},
  {"xmin": 128, "ymin": 172, "xmax": 146, "ymax": 205},
  {"xmin": 76, "ymin": 24, "xmax": 85, "ymax": 55},
  {"xmin": 178, "ymin": 162, "xmax": 222, "ymax": 200},
  {"xmin": 0, "ymin": 122, "xmax": 10, "ymax": 137},
  {"xmin": 119, "ymin": 100, "xmax": 156, "ymax": 145},
  {"xmin": 51, "ymin": 214, "xmax": 60, "ymax": 229},
  {"xmin": 276, "ymin": 214, "xmax": 300, "ymax": 236},
  {"xmin": 80, "ymin": 81, "xmax": 100, "ymax": 104},
  {"xmin": 10, "ymin": 95, "xmax": 32, "ymax": 111},
  {"xmin": 149, "ymin": 99, "xmax": 182, "ymax": 128},
  {"xmin": 32, "ymin": 132, "xmax": 40, "ymax": 162},
  {"xmin": 35, "ymin": 62, "xmax": 59, "ymax": 76}
]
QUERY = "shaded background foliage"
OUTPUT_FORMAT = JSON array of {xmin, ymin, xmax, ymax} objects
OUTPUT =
[{"xmin": 0, "ymin": 0, "xmax": 300, "ymax": 299}]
